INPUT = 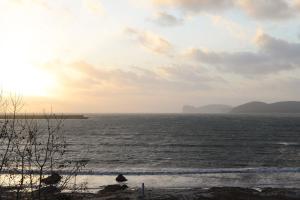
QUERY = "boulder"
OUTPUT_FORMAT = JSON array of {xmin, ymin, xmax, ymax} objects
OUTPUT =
[
  {"xmin": 116, "ymin": 174, "xmax": 127, "ymax": 183},
  {"xmin": 99, "ymin": 184, "xmax": 128, "ymax": 194},
  {"xmin": 206, "ymin": 187, "xmax": 260, "ymax": 200}
]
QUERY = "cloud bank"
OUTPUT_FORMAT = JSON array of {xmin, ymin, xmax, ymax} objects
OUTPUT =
[
  {"xmin": 186, "ymin": 32, "xmax": 300, "ymax": 75},
  {"xmin": 125, "ymin": 27, "xmax": 173, "ymax": 54},
  {"xmin": 42, "ymin": 60, "xmax": 220, "ymax": 98},
  {"xmin": 153, "ymin": 0, "xmax": 299, "ymax": 20}
]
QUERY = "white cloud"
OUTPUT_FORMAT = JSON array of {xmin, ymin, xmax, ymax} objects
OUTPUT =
[
  {"xmin": 210, "ymin": 15, "xmax": 249, "ymax": 40},
  {"xmin": 151, "ymin": 11, "xmax": 183, "ymax": 26},
  {"xmin": 125, "ymin": 27, "xmax": 173, "ymax": 54},
  {"xmin": 153, "ymin": 0, "xmax": 233, "ymax": 12}
]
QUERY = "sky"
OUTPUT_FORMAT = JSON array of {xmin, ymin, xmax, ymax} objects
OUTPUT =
[{"xmin": 1, "ymin": 0, "xmax": 300, "ymax": 113}]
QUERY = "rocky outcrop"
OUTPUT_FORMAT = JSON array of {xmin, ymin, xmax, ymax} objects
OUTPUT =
[{"xmin": 231, "ymin": 101, "xmax": 300, "ymax": 114}]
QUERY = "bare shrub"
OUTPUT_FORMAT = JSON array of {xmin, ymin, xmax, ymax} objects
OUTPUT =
[{"xmin": 0, "ymin": 94, "xmax": 88, "ymax": 200}]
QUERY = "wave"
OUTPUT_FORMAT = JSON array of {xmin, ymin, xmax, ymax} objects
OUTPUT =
[
  {"xmin": 276, "ymin": 142, "xmax": 300, "ymax": 146},
  {"xmin": 5, "ymin": 167, "xmax": 298, "ymax": 176},
  {"xmin": 77, "ymin": 167, "xmax": 300, "ymax": 175}
]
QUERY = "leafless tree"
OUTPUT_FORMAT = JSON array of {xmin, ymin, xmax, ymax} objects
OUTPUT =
[{"xmin": 0, "ymin": 94, "xmax": 88, "ymax": 200}]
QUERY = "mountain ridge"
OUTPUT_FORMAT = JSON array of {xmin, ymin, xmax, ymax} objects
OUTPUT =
[
  {"xmin": 183, "ymin": 101, "xmax": 300, "ymax": 114},
  {"xmin": 231, "ymin": 101, "xmax": 300, "ymax": 113}
]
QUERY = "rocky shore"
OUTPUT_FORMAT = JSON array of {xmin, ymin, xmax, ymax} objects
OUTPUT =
[
  {"xmin": 2, "ymin": 186, "xmax": 300, "ymax": 200},
  {"xmin": 94, "ymin": 186, "xmax": 300, "ymax": 200},
  {"xmin": 1, "ymin": 174, "xmax": 299, "ymax": 200}
]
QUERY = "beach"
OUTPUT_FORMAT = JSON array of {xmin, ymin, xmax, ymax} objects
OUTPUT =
[
  {"xmin": 2, "ymin": 186, "xmax": 300, "ymax": 200},
  {"xmin": 65, "ymin": 172, "xmax": 300, "ymax": 199},
  {"xmin": 88, "ymin": 187, "xmax": 300, "ymax": 200},
  {"xmin": 1, "ymin": 171, "xmax": 300, "ymax": 199}
]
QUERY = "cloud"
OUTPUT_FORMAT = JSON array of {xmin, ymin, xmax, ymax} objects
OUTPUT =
[
  {"xmin": 36, "ymin": 59, "xmax": 300, "ymax": 112},
  {"xmin": 125, "ymin": 27, "xmax": 173, "ymax": 54},
  {"xmin": 210, "ymin": 15, "xmax": 249, "ymax": 40},
  {"xmin": 151, "ymin": 11, "xmax": 183, "ymax": 26},
  {"xmin": 83, "ymin": 0, "xmax": 106, "ymax": 15},
  {"xmin": 296, "ymin": 0, "xmax": 300, "ymax": 9},
  {"xmin": 186, "ymin": 32, "xmax": 300, "ymax": 75},
  {"xmin": 236, "ymin": 0, "xmax": 294, "ymax": 20},
  {"xmin": 153, "ymin": 0, "xmax": 233, "ymax": 12},
  {"xmin": 153, "ymin": 0, "xmax": 298, "ymax": 20},
  {"xmin": 9, "ymin": 0, "xmax": 50, "ymax": 9},
  {"xmin": 41, "ymin": 60, "xmax": 220, "ymax": 98},
  {"xmin": 186, "ymin": 48, "xmax": 290, "ymax": 75},
  {"xmin": 255, "ymin": 32, "xmax": 300, "ymax": 62}
]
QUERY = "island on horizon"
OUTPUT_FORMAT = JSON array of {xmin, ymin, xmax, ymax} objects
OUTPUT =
[{"xmin": 183, "ymin": 101, "xmax": 300, "ymax": 114}]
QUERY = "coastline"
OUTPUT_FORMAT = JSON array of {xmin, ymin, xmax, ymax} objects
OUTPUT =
[
  {"xmin": 2, "ymin": 186, "xmax": 300, "ymax": 200},
  {"xmin": 69, "ymin": 171, "xmax": 300, "ymax": 190},
  {"xmin": 2, "ymin": 171, "xmax": 300, "ymax": 199}
]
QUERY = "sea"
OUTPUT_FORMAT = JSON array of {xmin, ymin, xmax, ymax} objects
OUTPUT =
[{"xmin": 60, "ymin": 114, "xmax": 300, "ymax": 189}]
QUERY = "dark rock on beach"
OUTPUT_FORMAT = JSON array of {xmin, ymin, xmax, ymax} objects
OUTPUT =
[
  {"xmin": 56, "ymin": 193, "xmax": 73, "ymax": 200},
  {"xmin": 204, "ymin": 187, "xmax": 260, "ymax": 200},
  {"xmin": 260, "ymin": 188, "xmax": 300, "ymax": 199},
  {"xmin": 99, "ymin": 184, "xmax": 129, "ymax": 194},
  {"xmin": 195, "ymin": 187, "xmax": 300, "ymax": 200},
  {"xmin": 116, "ymin": 174, "xmax": 128, "ymax": 183},
  {"xmin": 144, "ymin": 187, "xmax": 300, "ymax": 200},
  {"xmin": 38, "ymin": 185, "xmax": 61, "ymax": 194},
  {"xmin": 1, "ymin": 186, "xmax": 300, "ymax": 200},
  {"xmin": 41, "ymin": 172, "xmax": 62, "ymax": 185}
]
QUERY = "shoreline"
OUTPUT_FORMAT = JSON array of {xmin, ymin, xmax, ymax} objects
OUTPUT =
[
  {"xmin": 2, "ymin": 186, "xmax": 300, "ymax": 200},
  {"xmin": 3, "ymin": 171, "xmax": 299, "ymax": 190}
]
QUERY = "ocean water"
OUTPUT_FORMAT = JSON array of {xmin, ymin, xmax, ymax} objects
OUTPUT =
[{"xmin": 61, "ymin": 114, "xmax": 300, "ymax": 188}]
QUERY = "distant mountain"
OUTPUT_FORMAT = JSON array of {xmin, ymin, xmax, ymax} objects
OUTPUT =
[
  {"xmin": 182, "ymin": 104, "xmax": 233, "ymax": 114},
  {"xmin": 231, "ymin": 101, "xmax": 300, "ymax": 113}
]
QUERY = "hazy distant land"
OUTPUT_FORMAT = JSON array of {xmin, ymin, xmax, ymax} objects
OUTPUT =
[
  {"xmin": 183, "ymin": 104, "xmax": 233, "ymax": 114},
  {"xmin": 0, "ymin": 114, "xmax": 88, "ymax": 119},
  {"xmin": 183, "ymin": 101, "xmax": 300, "ymax": 114}
]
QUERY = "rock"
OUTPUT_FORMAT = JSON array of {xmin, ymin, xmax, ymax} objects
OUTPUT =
[
  {"xmin": 100, "ymin": 184, "xmax": 128, "ymax": 194},
  {"xmin": 206, "ymin": 187, "xmax": 260, "ymax": 200},
  {"xmin": 32, "ymin": 186, "xmax": 61, "ymax": 200},
  {"xmin": 260, "ymin": 188, "xmax": 300, "ymax": 199},
  {"xmin": 41, "ymin": 172, "xmax": 62, "ymax": 185},
  {"xmin": 196, "ymin": 187, "xmax": 300, "ymax": 200},
  {"xmin": 56, "ymin": 193, "xmax": 72, "ymax": 200},
  {"xmin": 37, "ymin": 185, "xmax": 61, "ymax": 195},
  {"xmin": 105, "ymin": 197, "xmax": 130, "ymax": 200},
  {"xmin": 116, "ymin": 174, "xmax": 127, "ymax": 183}
]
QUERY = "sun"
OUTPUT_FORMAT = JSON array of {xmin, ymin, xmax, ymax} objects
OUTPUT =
[
  {"xmin": 0, "ymin": 2, "xmax": 60, "ymax": 97},
  {"xmin": 0, "ymin": 21, "xmax": 57, "ymax": 97},
  {"xmin": 0, "ymin": 56, "xmax": 56, "ymax": 97}
]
